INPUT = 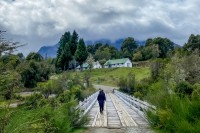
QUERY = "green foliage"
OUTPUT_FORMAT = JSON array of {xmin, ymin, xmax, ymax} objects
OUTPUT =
[
  {"xmin": 118, "ymin": 72, "xmax": 136, "ymax": 93},
  {"xmin": 87, "ymin": 44, "xmax": 95, "ymax": 55},
  {"xmin": 1, "ymin": 82, "xmax": 90, "ymax": 133},
  {"xmin": 26, "ymin": 52, "xmax": 43, "ymax": 62},
  {"xmin": 0, "ymin": 30, "xmax": 23, "ymax": 55},
  {"xmin": 121, "ymin": 37, "xmax": 138, "ymax": 58},
  {"xmin": 146, "ymin": 37, "xmax": 174, "ymax": 58},
  {"xmin": 0, "ymin": 71, "xmax": 21, "ymax": 100},
  {"xmin": 133, "ymin": 91, "xmax": 143, "ymax": 99},
  {"xmin": 18, "ymin": 60, "xmax": 52, "ymax": 88},
  {"xmin": 175, "ymin": 81, "xmax": 193, "ymax": 96},
  {"xmin": 57, "ymin": 43, "xmax": 72, "ymax": 70},
  {"xmin": 75, "ymin": 38, "xmax": 88, "ymax": 70},
  {"xmin": 56, "ymin": 31, "xmax": 72, "ymax": 70},
  {"xmin": 57, "ymin": 31, "xmax": 71, "ymax": 59},
  {"xmin": 86, "ymin": 54, "xmax": 94, "ymax": 71},
  {"xmin": 70, "ymin": 30, "xmax": 79, "ymax": 55},
  {"xmin": 0, "ymin": 54, "xmax": 21, "ymax": 70},
  {"xmin": 150, "ymin": 60, "xmax": 163, "ymax": 81},
  {"xmin": 147, "ymin": 88, "xmax": 200, "ymax": 133},
  {"xmin": 192, "ymin": 84, "xmax": 200, "ymax": 100},
  {"xmin": 1, "ymin": 97, "xmax": 88, "ymax": 133},
  {"xmin": 132, "ymin": 37, "xmax": 175, "ymax": 61},
  {"xmin": 184, "ymin": 34, "xmax": 200, "ymax": 53},
  {"xmin": 94, "ymin": 47, "xmax": 111, "ymax": 62},
  {"xmin": 24, "ymin": 93, "xmax": 43, "ymax": 109}
]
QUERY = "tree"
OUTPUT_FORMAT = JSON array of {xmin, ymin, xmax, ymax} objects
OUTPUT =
[
  {"xmin": 145, "ymin": 38, "xmax": 153, "ymax": 46},
  {"xmin": 133, "ymin": 51, "xmax": 143, "ymax": 61},
  {"xmin": 57, "ymin": 32, "xmax": 71, "ymax": 58},
  {"xmin": 184, "ymin": 34, "xmax": 200, "ymax": 54},
  {"xmin": 69, "ymin": 30, "xmax": 78, "ymax": 55},
  {"xmin": 87, "ymin": 45, "xmax": 95, "ymax": 55},
  {"xmin": 86, "ymin": 54, "xmax": 95, "ymax": 71},
  {"xmin": 150, "ymin": 37, "xmax": 174, "ymax": 58},
  {"xmin": 26, "ymin": 52, "xmax": 43, "ymax": 61},
  {"xmin": 75, "ymin": 38, "xmax": 88, "ymax": 71},
  {"xmin": 69, "ymin": 30, "xmax": 79, "ymax": 70},
  {"xmin": 141, "ymin": 44, "xmax": 160, "ymax": 60},
  {"xmin": 0, "ymin": 71, "xmax": 21, "ymax": 100},
  {"xmin": 57, "ymin": 43, "xmax": 72, "ymax": 70},
  {"xmin": 17, "ymin": 53, "xmax": 24, "ymax": 60},
  {"xmin": 0, "ymin": 54, "xmax": 21, "ymax": 70},
  {"xmin": 94, "ymin": 47, "xmax": 111, "ymax": 61},
  {"xmin": 56, "ymin": 31, "xmax": 71, "ymax": 69},
  {"xmin": 0, "ymin": 30, "xmax": 23, "ymax": 55},
  {"xmin": 121, "ymin": 37, "xmax": 138, "ymax": 58},
  {"xmin": 18, "ymin": 60, "xmax": 53, "ymax": 88}
]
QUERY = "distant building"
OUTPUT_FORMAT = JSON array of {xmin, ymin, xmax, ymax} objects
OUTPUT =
[
  {"xmin": 104, "ymin": 58, "xmax": 132, "ymax": 68},
  {"xmin": 76, "ymin": 61, "xmax": 102, "ymax": 71},
  {"xmin": 93, "ymin": 61, "xmax": 102, "ymax": 69}
]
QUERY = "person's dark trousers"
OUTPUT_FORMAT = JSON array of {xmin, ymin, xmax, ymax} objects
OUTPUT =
[{"xmin": 98, "ymin": 100, "xmax": 104, "ymax": 113}]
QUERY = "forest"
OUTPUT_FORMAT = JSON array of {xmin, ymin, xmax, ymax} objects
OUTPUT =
[{"xmin": 0, "ymin": 29, "xmax": 200, "ymax": 133}]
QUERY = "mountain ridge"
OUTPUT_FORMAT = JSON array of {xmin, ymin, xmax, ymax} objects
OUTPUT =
[{"xmin": 37, "ymin": 38, "xmax": 179, "ymax": 58}]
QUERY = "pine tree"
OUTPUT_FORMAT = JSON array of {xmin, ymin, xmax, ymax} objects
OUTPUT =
[
  {"xmin": 56, "ymin": 31, "xmax": 71, "ymax": 69},
  {"xmin": 69, "ymin": 30, "xmax": 78, "ymax": 55},
  {"xmin": 57, "ymin": 43, "xmax": 72, "ymax": 70},
  {"xmin": 69, "ymin": 30, "xmax": 79, "ymax": 70},
  {"xmin": 75, "ymin": 38, "xmax": 88, "ymax": 71}
]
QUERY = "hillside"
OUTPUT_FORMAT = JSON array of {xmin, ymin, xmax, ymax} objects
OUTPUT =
[{"xmin": 70, "ymin": 67, "xmax": 150, "ymax": 86}]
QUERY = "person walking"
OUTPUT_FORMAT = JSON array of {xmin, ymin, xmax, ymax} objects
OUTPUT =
[{"xmin": 97, "ymin": 90, "xmax": 106, "ymax": 114}]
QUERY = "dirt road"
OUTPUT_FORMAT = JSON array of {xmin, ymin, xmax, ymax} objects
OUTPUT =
[{"xmin": 93, "ymin": 84, "xmax": 119, "ymax": 93}]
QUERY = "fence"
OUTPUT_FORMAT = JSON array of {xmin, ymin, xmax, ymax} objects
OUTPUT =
[
  {"xmin": 77, "ymin": 91, "xmax": 99, "ymax": 115},
  {"xmin": 114, "ymin": 89, "xmax": 156, "ymax": 120}
]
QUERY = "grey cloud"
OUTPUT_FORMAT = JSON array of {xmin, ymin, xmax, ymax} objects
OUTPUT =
[{"xmin": 0, "ymin": 0, "xmax": 200, "ymax": 55}]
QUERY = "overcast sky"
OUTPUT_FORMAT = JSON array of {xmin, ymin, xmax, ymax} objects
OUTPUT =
[{"xmin": 1, "ymin": 0, "xmax": 200, "ymax": 55}]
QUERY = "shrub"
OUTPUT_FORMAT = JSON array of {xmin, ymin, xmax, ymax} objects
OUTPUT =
[
  {"xmin": 147, "ymin": 88, "xmax": 200, "ymax": 133},
  {"xmin": 24, "ymin": 93, "xmax": 43, "ymax": 109},
  {"xmin": 175, "ymin": 81, "xmax": 193, "ymax": 96},
  {"xmin": 133, "ymin": 91, "xmax": 143, "ymax": 99}
]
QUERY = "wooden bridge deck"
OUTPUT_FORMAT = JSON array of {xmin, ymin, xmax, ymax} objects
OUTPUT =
[{"xmin": 87, "ymin": 93, "xmax": 148, "ymax": 128}]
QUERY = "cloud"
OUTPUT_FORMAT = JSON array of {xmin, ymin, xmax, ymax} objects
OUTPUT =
[{"xmin": 0, "ymin": 0, "xmax": 200, "ymax": 55}]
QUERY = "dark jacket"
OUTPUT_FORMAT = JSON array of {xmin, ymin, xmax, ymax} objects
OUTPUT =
[{"xmin": 97, "ymin": 91, "xmax": 106, "ymax": 102}]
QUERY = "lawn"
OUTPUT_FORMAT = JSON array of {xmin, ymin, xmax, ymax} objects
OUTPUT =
[{"xmin": 70, "ymin": 67, "xmax": 150, "ymax": 86}]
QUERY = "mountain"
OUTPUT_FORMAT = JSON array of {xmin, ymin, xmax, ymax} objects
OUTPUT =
[
  {"xmin": 38, "ymin": 38, "xmax": 173, "ymax": 58},
  {"xmin": 38, "ymin": 43, "xmax": 58, "ymax": 58}
]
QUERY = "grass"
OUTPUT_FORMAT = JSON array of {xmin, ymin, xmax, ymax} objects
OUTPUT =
[{"xmin": 70, "ymin": 67, "xmax": 150, "ymax": 86}]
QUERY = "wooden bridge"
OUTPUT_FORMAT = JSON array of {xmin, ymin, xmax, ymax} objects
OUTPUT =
[{"xmin": 78, "ymin": 89, "xmax": 156, "ymax": 129}]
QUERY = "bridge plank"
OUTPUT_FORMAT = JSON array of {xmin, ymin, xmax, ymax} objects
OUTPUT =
[{"xmin": 86, "ymin": 92, "xmax": 149, "ymax": 128}]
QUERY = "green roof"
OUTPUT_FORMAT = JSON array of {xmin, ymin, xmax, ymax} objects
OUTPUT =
[
  {"xmin": 76, "ymin": 63, "xmax": 89, "ymax": 69},
  {"xmin": 104, "ymin": 58, "xmax": 129, "ymax": 66}
]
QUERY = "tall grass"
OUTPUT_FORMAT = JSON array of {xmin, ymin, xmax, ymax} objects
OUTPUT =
[
  {"xmin": 1, "ymin": 97, "xmax": 88, "ymax": 133},
  {"xmin": 146, "ymin": 81, "xmax": 200, "ymax": 133}
]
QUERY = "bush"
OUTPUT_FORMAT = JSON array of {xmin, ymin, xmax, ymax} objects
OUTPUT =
[
  {"xmin": 175, "ymin": 81, "xmax": 193, "ymax": 96},
  {"xmin": 133, "ymin": 91, "xmax": 143, "ymax": 100},
  {"xmin": 146, "ymin": 88, "xmax": 200, "ymax": 133},
  {"xmin": 24, "ymin": 93, "xmax": 43, "ymax": 109}
]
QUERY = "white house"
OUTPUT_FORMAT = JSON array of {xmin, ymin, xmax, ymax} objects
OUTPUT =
[
  {"xmin": 93, "ymin": 61, "xmax": 102, "ymax": 69},
  {"xmin": 76, "ymin": 61, "xmax": 102, "ymax": 71},
  {"xmin": 104, "ymin": 58, "xmax": 132, "ymax": 68}
]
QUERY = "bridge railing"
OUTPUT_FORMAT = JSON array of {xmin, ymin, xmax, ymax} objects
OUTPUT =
[
  {"xmin": 77, "ymin": 91, "xmax": 99, "ymax": 115},
  {"xmin": 114, "ymin": 89, "xmax": 156, "ymax": 120}
]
